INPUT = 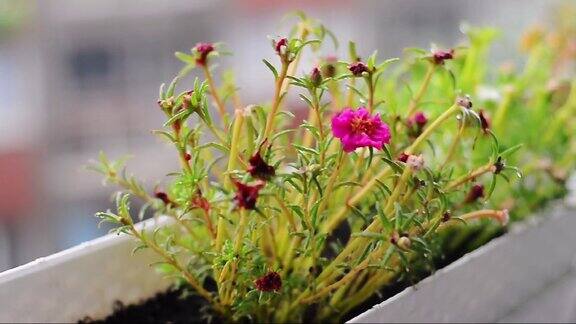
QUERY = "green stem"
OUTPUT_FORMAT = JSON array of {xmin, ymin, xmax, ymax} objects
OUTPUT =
[
  {"xmin": 202, "ymin": 65, "xmax": 227, "ymax": 119},
  {"xmin": 406, "ymin": 63, "xmax": 435, "ymax": 117},
  {"xmin": 263, "ymin": 63, "xmax": 290, "ymax": 142}
]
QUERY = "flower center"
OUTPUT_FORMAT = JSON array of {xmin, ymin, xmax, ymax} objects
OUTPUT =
[{"xmin": 350, "ymin": 117, "xmax": 374, "ymax": 135}]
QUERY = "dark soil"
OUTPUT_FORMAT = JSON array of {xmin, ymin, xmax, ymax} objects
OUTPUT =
[
  {"xmin": 82, "ymin": 224, "xmax": 504, "ymax": 324},
  {"xmin": 79, "ymin": 287, "xmax": 214, "ymax": 324}
]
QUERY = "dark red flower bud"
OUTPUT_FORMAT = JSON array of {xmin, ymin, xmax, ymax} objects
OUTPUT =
[
  {"xmin": 442, "ymin": 210, "xmax": 452, "ymax": 222},
  {"xmin": 464, "ymin": 184, "xmax": 485, "ymax": 204},
  {"xmin": 233, "ymin": 180, "xmax": 264, "ymax": 210},
  {"xmin": 255, "ymin": 271, "xmax": 282, "ymax": 292},
  {"xmin": 184, "ymin": 153, "xmax": 192, "ymax": 161},
  {"xmin": 154, "ymin": 190, "xmax": 174, "ymax": 206},
  {"xmin": 397, "ymin": 152, "xmax": 410, "ymax": 163},
  {"xmin": 432, "ymin": 49, "xmax": 454, "ymax": 65},
  {"xmin": 194, "ymin": 42, "xmax": 215, "ymax": 66},
  {"xmin": 248, "ymin": 151, "xmax": 275, "ymax": 181},
  {"xmin": 479, "ymin": 109, "xmax": 491, "ymax": 133},
  {"xmin": 493, "ymin": 157, "xmax": 505, "ymax": 175},
  {"xmin": 274, "ymin": 38, "xmax": 288, "ymax": 56},
  {"xmin": 310, "ymin": 67, "xmax": 322, "ymax": 87},
  {"xmin": 348, "ymin": 61, "xmax": 368, "ymax": 76}
]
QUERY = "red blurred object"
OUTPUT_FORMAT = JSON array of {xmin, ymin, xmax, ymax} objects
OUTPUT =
[{"xmin": 0, "ymin": 151, "xmax": 35, "ymax": 219}]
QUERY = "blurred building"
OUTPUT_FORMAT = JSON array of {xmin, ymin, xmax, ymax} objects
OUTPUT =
[{"xmin": 0, "ymin": 0, "xmax": 555, "ymax": 269}]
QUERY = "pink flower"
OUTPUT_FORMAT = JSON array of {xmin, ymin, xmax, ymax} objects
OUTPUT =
[{"xmin": 331, "ymin": 107, "xmax": 391, "ymax": 152}]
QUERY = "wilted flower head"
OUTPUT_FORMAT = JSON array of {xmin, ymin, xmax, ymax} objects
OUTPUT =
[
  {"xmin": 464, "ymin": 184, "xmax": 485, "ymax": 204},
  {"xmin": 191, "ymin": 190, "xmax": 210, "ymax": 212},
  {"xmin": 397, "ymin": 152, "xmax": 410, "ymax": 163},
  {"xmin": 154, "ymin": 190, "xmax": 175, "ymax": 207},
  {"xmin": 331, "ymin": 107, "xmax": 391, "ymax": 152},
  {"xmin": 432, "ymin": 49, "xmax": 454, "ymax": 65},
  {"xmin": 479, "ymin": 109, "xmax": 491, "ymax": 133},
  {"xmin": 457, "ymin": 95, "xmax": 473, "ymax": 109},
  {"xmin": 254, "ymin": 271, "xmax": 282, "ymax": 292},
  {"xmin": 233, "ymin": 180, "xmax": 265, "ymax": 210},
  {"xmin": 194, "ymin": 42, "xmax": 215, "ymax": 66},
  {"xmin": 248, "ymin": 151, "xmax": 275, "ymax": 181},
  {"xmin": 406, "ymin": 154, "xmax": 425, "ymax": 171},
  {"xmin": 348, "ymin": 61, "xmax": 369, "ymax": 76}
]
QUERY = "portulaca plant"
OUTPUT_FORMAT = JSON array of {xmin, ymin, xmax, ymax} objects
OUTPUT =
[{"xmin": 89, "ymin": 13, "xmax": 527, "ymax": 322}]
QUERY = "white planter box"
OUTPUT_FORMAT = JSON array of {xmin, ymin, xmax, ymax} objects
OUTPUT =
[{"xmin": 1, "ymin": 202, "xmax": 575, "ymax": 323}]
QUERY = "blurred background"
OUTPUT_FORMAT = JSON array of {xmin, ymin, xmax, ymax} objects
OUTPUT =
[{"xmin": 0, "ymin": 0, "xmax": 561, "ymax": 270}]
